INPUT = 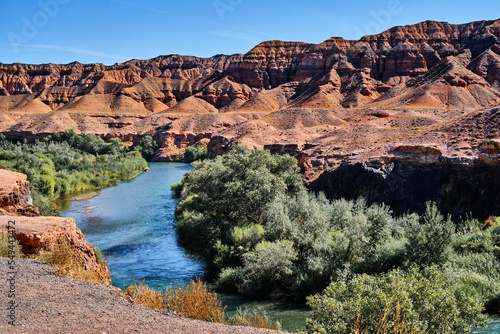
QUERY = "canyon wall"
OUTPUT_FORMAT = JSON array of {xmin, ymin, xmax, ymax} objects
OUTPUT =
[
  {"xmin": 1, "ymin": 18, "xmax": 500, "ymax": 218},
  {"xmin": 309, "ymin": 158, "xmax": 500, "ymax": 218}
]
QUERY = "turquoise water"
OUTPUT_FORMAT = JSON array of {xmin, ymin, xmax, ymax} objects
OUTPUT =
[
  {"xmin": 474, "ymin": 316, "xmax": 500, "ymax": 334},
  {"xmin": 62, "ymin": 162, "xmax": 205, "ymax": 289},
  {"xmin": 60, "ymin": 162, "xmax": 497, "ymax": 333}
]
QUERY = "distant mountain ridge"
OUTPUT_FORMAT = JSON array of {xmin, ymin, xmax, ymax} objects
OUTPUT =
[{"xmin": 1, "ymin": 18, "xmax": 500, "ymax": 114}]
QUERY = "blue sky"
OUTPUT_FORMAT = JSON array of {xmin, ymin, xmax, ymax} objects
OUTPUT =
[{"xmin": 1, "ymin": 0, "xmax": 499, "ymax": 65}]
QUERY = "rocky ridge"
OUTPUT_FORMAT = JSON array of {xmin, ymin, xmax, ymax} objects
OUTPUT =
[{"xmin": 1, "ymin": 19, "xmax": 500, "ymax": 114}]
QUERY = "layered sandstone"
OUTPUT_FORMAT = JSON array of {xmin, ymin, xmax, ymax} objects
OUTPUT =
[
  {"xmin": 1, "ymin": 19, "xmax": 500, "ymax": 115},
  {"xmin": 1, "ymin": 19, "xmax": 500, "ymax": 218}
]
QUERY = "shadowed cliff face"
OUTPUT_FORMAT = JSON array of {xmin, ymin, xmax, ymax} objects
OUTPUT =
[
  {"xmin": 1, "ymin": 19, "xmax": 500, "ymax": 113},
  {"xmin": 309, "ymin": 159, "xmax": 500, "ymax": 218}
]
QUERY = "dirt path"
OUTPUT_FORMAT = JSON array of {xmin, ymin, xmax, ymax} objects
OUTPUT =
[{"xmin": 0, "ymin": 258, "xmax": 287, "ymax": 334}]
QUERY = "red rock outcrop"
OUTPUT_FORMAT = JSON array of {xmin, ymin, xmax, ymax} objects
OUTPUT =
[
  {"xmin": 2, "ymin": 19, "xmax": 500, "ymax": 217},
  {"xmin": 0, "ymin": 169, "xmax": 111, "ymax": 285},
  {"xmin": 1, "ymin": 19, "xmax": 500, "ymax": 113},
  {"xmin": 0, "ymin": 169, "xmax": 39, "ymax": 217},
  {"xmin": 0, "ymin": 215, "xmax": 111, "ymax": 284}
]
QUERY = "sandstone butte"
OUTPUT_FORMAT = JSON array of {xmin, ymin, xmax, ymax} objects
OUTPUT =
[{"xmin": 1, "ymin": 18, "xmax": 500, "ymax": 216}]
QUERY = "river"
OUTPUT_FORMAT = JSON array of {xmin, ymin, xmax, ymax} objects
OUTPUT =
[
  {"xmin": 60, "ymin": 162, "xmax": 308, "ymax": 332},
  {"xmin": 60, "ymin": 162, "xmax": 498, "ymax": 333}
]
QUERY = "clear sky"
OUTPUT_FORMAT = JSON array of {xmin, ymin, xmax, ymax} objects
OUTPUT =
[{"xmin": 1, "ymin": 0, "xmax": 499, "ymax": 65}]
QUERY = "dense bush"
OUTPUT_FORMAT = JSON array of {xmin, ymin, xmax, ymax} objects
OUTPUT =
[
  {"xmin": 404, "ymin": 202, "xmax": 454, "ymax": 267},
  {"xmin": 0, "ymin": 131, "xmax": 147, "ymax": 215},
  {"xmin": 133, "ymin": 135, "xmax": 158, "ymax": 160},
  {"xmin": 175, "ymin": 146, "xmax": 423, "ymax": 295},
  {"xmin": 446, "ymin": 217, "xmax": 500, "ymax": 313},
  {"xmin": 173, "ymin": 145, "xmax": 499, "ymax": 331},
  {"xmin": 179, "ymin": 145, "xmax": 207, "ymax": 163},
  {"xmin": 175, "ymin": 145, "xmax": 302, "ymax": 254},
  {"xmin": 306, "ymin": 266, "xmax": 487, "ymax": 334}
]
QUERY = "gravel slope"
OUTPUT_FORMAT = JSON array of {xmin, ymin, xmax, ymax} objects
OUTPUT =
[{"xmin": 0, "ymin": 258, "xmax": 287, "ymax": 334}]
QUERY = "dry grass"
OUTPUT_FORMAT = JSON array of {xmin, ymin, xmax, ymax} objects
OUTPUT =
[
  {"xmin": 0, "ymin": 232, "xmax": 24, "ymax": 258},
  {"xmin": 125, "ymin": 278, "xmax": 282, "ymax": 331},
  {"xmin": 125, "ymin": 278, "xmax": 226, "ymax": 323},
  {"xmin": 33, "ymin": 239, "xmax": 108, "ymax": 284},
  {"xmin": 164, "ymin": 278, "xmax": 227, "ymax": 324},
  {"xmin": 1, "ymin": 232, "xmax": 109, "ymax": 284},
  {"xmin": 125, "ymin": 280, "xmax": 166, "ymax": 310},
  {"xmin": 351, "ymin": 302, "xmax": 422, "ymax": 334}
]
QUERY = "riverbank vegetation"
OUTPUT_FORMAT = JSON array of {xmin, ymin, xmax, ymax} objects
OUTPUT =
[
  {"xmin": 173, "ymin": 145, "xmax": 499, "ymax": 333},
  {"xmin": 125, "ymin": 279, "xmax": 282, "ymax": 330},
  {"xmin": 178, "ymin": 145, "xmax": 208, "ymax": 163},
  {"xmin": 0, "ymin": 131, "xmax": 148, "ymax": 215}
]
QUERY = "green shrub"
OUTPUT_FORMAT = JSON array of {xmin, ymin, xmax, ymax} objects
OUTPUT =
[
  {"xmin": 0, "ymin": 151, "xmax": 15, "ymax": 160},
  {"xmin": 452, "ymin": 218, "xmax": 495, "ymax": 254},
  {"xmin": 38, "ymin": 175, "xmax": 56, "ymax": 197},
  {"xmin": 240, "ymin": 240, "xmax": 297, "ymax": 294},
  {"xmin": 171, "ymin": 180, "xmax": 184, "ymax": 198},
  {"xmin": 133, "ymin": 135, "xmax": 158, "ymax": 160},
  {"xmin": 355, "ymin": 238, "xmax": 406, "ymax": 274},
  {"xmin": 232, "ymin": 224, "xmax": 265, "ymax": 251},
  {"xmin": 404, "ymin": 202, "xmax": 454, "ymax": 267},
  {"xmin": 183, "ymin": 145, "xmax": 207, "ymax": 162},
  {"xmin": 91, "ymin": 243, "xmax": 107, "ymax": 267},
  {"xmin": 54, "ymin": 177, "xmax": 70, "ymax": 196},
  {"xmin": 306, "ymin": 266, "xmax": 487, "ymax": 334},
  {"xmin": 215, "ymin": 267, "xmax": 246, "ymax": 293},
  {"xmin": 445, "ymin": 252, "xmax": 500, "ymax": 309}
]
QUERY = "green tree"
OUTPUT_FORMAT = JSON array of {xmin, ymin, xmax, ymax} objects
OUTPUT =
[
  {"xmin": 175, "ymin": 145, "xmax": 303, "ymax": 253},
  {"xmin": 134, "ymin": 135, "xmax": 158, "ymax": 160},
  {"xmin": 404, "ymin": 202, "xmax": 454, "ymax": 267}
]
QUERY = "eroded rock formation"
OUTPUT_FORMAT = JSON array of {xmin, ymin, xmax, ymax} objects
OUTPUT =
[
  {"xmin": 2, "ymin": 19, "xmax": 500, "ymax": 217},
  {"xmin": 1, "ymin": 19, "xmax": 500, "ymax": 114},
  {"xmin": 0, "ymin": 169, "xmax": 111, "ymax": 285},
  {"xmin": 0, "ymin": 168, "xmax": 39, "ymax": 216}
]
